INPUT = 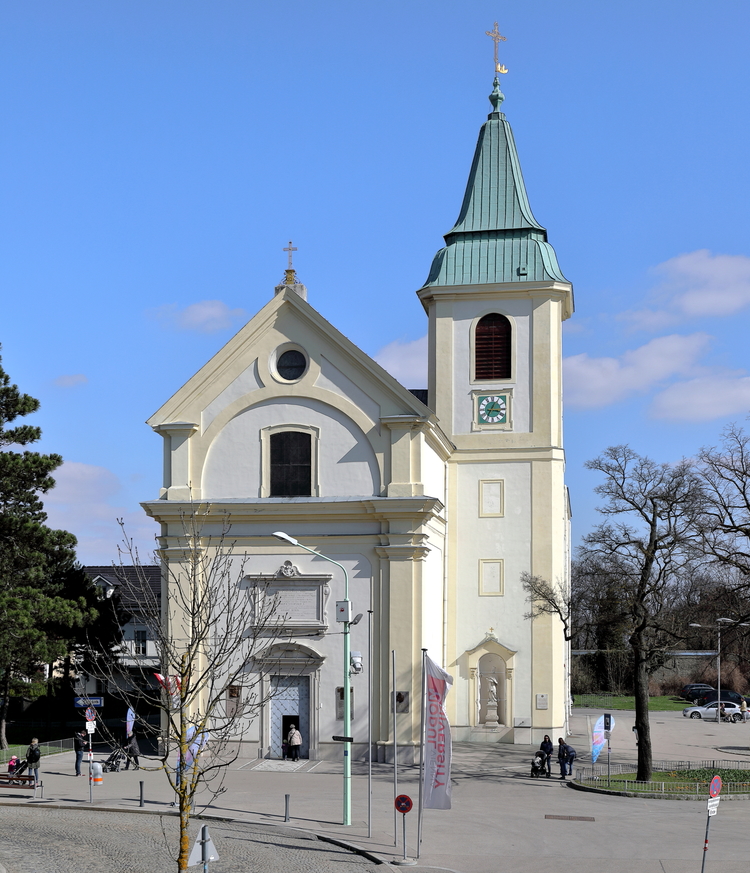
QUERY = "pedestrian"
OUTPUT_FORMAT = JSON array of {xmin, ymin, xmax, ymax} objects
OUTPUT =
[
  {"xmin": 741, "ymin": 697, "xmax": 748, "ymax": 723},
  {"xmin": 287, "ymin": 724, "xmax": 302, "ymax": 761},
  {"xmin": 123, "ymin": 733, "xmax": 140, "ymax": 770},
  {"xmin": 540, "ymin": 734, "xmax": 554, "ymax": 777},
  {"xmin": 557, "ymin": 737, "xmax": 573, "ymax": 779},
  {"xmin": 74, "ymin": 729, "xmax": 87, "ymax": 776},
  {"xmin": 26, "ymin": 738, "xmax": 41, "ymax": 785},
  {"xmin": 566, "ymin": 743, "xmax": 577, "ymax": 777}
]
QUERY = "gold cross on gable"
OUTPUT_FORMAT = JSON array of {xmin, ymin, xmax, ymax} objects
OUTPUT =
[
  {"xmin": 283, "ymin": 240, "xmax": 297, "ymax": 270},
  {"xmin": 485, "ymin": 22, "xmax": 508, "ymax": 74}
]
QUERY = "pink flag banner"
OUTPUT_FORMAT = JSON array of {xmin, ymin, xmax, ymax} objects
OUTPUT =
[
  {"xmin": 423, "ymin": 655, "xmax": 453, "ymax": 809},
  {"xmin": 154, "ymin": 673, "xmax": 181, "ymax": 711}
]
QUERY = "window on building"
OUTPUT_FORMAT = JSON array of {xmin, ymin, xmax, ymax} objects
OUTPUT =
[
  {"xmin": 475, "ymin": 313, "xmax": 511, "ymax": 380},
  {"xmin": 270, "ymin": 431, "xmax": 312, "ymax": 496},
  {"xmin": 134, "ymin": 629, "xmax": 147, "ymax": 656},
  {"xmin": 276, "ymin": 349, "xmax": 307, "ymax": 381}
]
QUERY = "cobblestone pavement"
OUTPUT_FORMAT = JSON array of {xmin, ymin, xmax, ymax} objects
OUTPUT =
[{"xmin": 0, "ymin": 807, "xmax": 378, "ymax": 873}]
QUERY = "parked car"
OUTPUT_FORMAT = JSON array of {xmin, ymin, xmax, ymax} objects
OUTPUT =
[
  {"xmin": 696, "ymin": 689, "xmax": 745, "ymax": 707},
  {"xmin": 680, "ymin": 684, "xmax": 714, "ymax": 701},
  {"xmin": 683, "ymin": 701, "xmax": 743, "ymax": 721}
]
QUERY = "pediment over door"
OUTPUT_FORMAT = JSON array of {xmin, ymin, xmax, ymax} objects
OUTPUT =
[{"xmin": 254, "ymin": 642, "xmax": 326, "ymax": 673}]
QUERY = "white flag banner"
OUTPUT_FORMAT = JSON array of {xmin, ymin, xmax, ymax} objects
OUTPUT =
[{"xmin": 423, "ymin": 655, "xmax": 453, "ymax": 809}]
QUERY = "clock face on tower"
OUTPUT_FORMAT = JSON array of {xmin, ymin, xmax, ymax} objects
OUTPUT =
[{"xmin": 477, "ymin": 394, "xmax": 508, "ymax": 424}]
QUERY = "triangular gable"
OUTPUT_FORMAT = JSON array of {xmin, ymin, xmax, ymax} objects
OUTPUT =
[{"xmin": 147, "ymin": 287, "xmax": 432, "ymax": 429}]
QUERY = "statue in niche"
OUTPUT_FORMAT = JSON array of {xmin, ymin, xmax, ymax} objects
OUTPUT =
[{"xmin": 483, "ymin": 675, "xmax": 500, "ymax": 726}]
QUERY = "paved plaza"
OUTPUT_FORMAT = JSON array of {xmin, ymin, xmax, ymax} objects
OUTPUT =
[{"xmin": 1, "ymin": 708, "xmax": 750, "ymax": 872}]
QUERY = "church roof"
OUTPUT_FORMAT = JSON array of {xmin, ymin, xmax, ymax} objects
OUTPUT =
[{"xmin": 422, "ymin": 77, "xmax": 567, "ymax": 287}]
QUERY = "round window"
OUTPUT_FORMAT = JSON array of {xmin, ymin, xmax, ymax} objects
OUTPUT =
[{"xmin": 276, "ymin": 349, "xmax": 307, "ymax": 381}]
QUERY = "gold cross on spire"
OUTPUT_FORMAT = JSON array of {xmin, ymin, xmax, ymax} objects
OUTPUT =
[
  {"xmin": 485, "ymin": 22, "xmax": 508, "ymax": 74},
  {"xmin": 283, "ymin": 240, "xmax": 298, "ymax": 284}
]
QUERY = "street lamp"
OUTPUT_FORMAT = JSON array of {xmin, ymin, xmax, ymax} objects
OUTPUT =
[
  {"xmin": 689, "ymin": 618, "xmax": 748, "ymax": 722},
  {"xmin": 273, "ymin": 531, "xmax": 353, "ymax": 826}
]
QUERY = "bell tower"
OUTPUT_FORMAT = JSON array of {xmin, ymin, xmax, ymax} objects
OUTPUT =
[{"xmin": 417, "ymin": 27, "xmax": 574, "ymax": 741}]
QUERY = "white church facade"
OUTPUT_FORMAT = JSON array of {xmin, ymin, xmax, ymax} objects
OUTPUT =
[{"xmin": 142, "ymin": 71, "xmax": 573, "ymax": 761}]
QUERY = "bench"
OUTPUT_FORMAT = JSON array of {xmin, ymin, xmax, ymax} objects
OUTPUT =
[{"xmin": 0, "ymin": 773, "xmax": 35, "ymax": 789}]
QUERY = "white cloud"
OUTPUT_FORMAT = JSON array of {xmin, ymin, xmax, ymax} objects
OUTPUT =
[
  {"xmin": 623, "ymin": 250, "xmax": 750, "ymax": 329},
  {"xmin": 53, "ymin": 373, "xmax": 88, "ymax": 388},
  {"xmin": 152, "ymin": 300, "xmax": 248, "ymax": 334},
  {"xmin": 651, "ymin": 374, "xmax": 750, "ymax": 421},
  {"xmin": 374, "ymin": 335, "xmax": 427, "ymax": 387},
  {"xmin": 44, "ymin": 461, "xmax": 158, "ymax": 565},
  {"xmin": 564, "ymin": 333, "xmax": 711, "ymax": 408}
]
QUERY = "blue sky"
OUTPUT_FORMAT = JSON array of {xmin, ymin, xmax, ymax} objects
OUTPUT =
[{"xmin": 2, "ymin": 2, "xmax": 749, "ymax": 563}]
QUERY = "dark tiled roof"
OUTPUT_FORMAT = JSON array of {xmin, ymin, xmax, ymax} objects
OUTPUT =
[{"xmin": 84, "ymin": 565, "xmax": 161, "ymax": 612}]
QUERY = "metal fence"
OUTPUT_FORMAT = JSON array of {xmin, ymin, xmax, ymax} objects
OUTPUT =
[
  {"xmin": 0, "ymin": 737, "xmax": 74, "ymax": 765},
  {"xmin": 576, "ymin": 759, "xmax": 750, "ymax": 794},
  {"xmin": 575, "ymin": 693, "xmax": 615, "ymax": 708}
]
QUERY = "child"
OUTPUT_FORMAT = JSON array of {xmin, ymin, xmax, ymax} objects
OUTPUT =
[{"xmin": 7, "ymin": 755, "xmax": 18, "ymax": 775}]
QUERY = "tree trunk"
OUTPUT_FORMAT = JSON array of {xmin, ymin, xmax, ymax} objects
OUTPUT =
[
  {"xmin": 633, "ymin": 639, "xmax": 652, "ymax": 781},
  {"xmin": 0, "ymin": 666, "xmax": 11, "ymax": 749}
]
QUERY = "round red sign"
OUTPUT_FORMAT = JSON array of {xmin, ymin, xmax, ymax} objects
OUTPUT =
[
  {"xmin": 709, "ymin": 775, "xmax": 722, "ymax": 797},
  {"xmin": 394, "ymin": 794, "xmax": 413, "ymax": 814}
]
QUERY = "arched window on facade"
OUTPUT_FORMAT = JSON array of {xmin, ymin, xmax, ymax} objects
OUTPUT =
[
  {"xmin": 475, "ymin": 313, "xmax": 511, "ymax": 380},
  {"xmin": 270, "ymin": 431, "xmax": 312, "ymax": 496}
]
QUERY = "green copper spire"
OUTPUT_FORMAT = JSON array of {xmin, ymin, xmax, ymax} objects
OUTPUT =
[{"xmin": 422, "ymin": 79, "xmax": 567, "ymax": 287}]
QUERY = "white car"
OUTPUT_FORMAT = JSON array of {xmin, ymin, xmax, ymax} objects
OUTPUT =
[{"xmin": 682, "ymin": 701, "xmax": 744, "ymax": 722}]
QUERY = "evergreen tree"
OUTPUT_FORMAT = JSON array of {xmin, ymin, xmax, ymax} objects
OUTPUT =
[{"xmin": 0, "ymin": 347, "xmax": 94, "ymax": 746}]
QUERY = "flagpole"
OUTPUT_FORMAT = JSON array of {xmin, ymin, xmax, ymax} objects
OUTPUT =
[
  {"xmin": 392, "ymin": 648, "xmax": 398, "ymax": 847},
  {"xmin": 417, "ymin": 648, "xmax": 427, "ymax": 858},
  {"xmin": 367, "ymin": 607, "xmax": 373, "ymax": 839}
]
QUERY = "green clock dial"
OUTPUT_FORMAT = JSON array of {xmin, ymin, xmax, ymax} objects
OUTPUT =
[{"xmin": 478, "ymin": 394, "xmax": 507, "ymax": 424}]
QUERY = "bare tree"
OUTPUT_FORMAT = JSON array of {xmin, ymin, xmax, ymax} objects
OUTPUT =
[
  {"xmin": 573, "ymin": 446, "xmax": 704, "ymax": 780},
  {"xmin": 699, "ymin": 424, "xmax": 750, "ymax": 587},
  {"xmin": 521, "ymin": 573, "xmax": 573, "ymax": 641},
  {"xmin": 91, "ymin": 509, "xmax": 288, "ymax": 872}
]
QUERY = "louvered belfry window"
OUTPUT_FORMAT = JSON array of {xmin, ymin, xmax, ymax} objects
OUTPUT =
[
  {"xmin": 270, "ymin": 431, "xmax": 312, "ymax": 496},
  {"xmin": 475, "ymin": 313, "xmax": 511, "ymax": 380}
]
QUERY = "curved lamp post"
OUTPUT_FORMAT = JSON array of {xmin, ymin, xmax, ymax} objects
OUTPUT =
[{"xmin": 273, "ymin": 531, "xmax": 352, "ymax": 826}]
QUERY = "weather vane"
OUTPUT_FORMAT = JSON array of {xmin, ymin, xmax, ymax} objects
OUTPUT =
[{"xmin": 485, "ymin": 22, "xmax": 508, "ymax": 74}]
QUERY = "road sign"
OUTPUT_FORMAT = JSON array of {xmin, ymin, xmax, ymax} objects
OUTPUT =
[
  {"xmin": 74, "ymin": 696, "xmax": 103, "ymax": 708},
  {"xmin": 709, "ymin": 775, "xmax": 723, "ymax": 797},
  {"xmin": 85, "ymin": 722, "xmax": 96, "ymax": 734},
  {"xmin": 707, "ymin": 797, "xmax": 720, "ymax": 816},
  {"xmin": 188, "ymin": 825, "xmax": 219, "ymax": 868},
  {"xmin": 394, "ymin": 794, "xmax": 413, "ymax": 814},
  {"xmin": 84, "ymin": 707, "xmax": 97, "ymax": 722},
  {"xmin": 331, "ymin": 735, "xmax": 353, "ymax": 743}
]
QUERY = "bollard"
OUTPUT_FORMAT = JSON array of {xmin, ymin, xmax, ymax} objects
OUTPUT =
[
  {"xmin": 92, "ymin": 762, "xmax": 103, "ymax": 787},
  {"xmin": 284, "ymin": 794, "xmax": 290, "ymax": 822},
  {"xmin": 40, "ymin": 781, "xmax": 44, "ymax": 799},
  {"xmin": 139, "ymin": 781, "xmax": 145, "ymax": 807}
]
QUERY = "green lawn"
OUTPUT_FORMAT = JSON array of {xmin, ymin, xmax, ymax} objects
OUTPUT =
[
  {"xmin": 576, "ymin": 694, "xmax": 689, "ymax": 712},
  {"xmin": 596, "ymin": 768, "xmax": 750, "ymax": 794}
]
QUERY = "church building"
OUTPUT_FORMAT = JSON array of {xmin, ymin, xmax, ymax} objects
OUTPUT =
[{"xmin": 142, "ymin": 62, "xmax": 573, "ymax": 761}]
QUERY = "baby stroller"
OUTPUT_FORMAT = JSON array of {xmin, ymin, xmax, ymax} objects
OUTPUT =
[
  {"xmin": 530, "ymin": 750, "xmax": 549, "ymax": 778},
  {"xmin": 10, "ymin": 759, "xmax": 28, "ymax": 783},
  {"xmin": 102, "ymin": 746, "xmax": 126, "ymax": 772}
]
